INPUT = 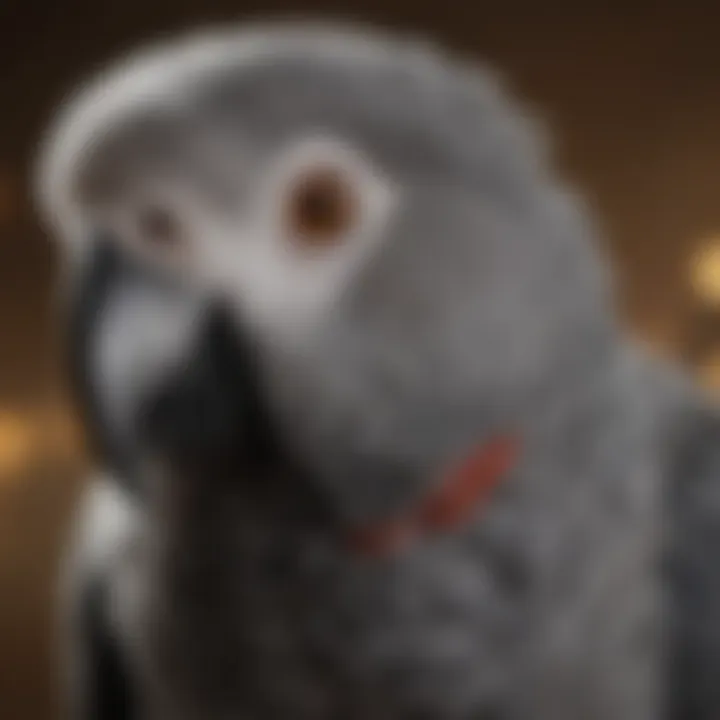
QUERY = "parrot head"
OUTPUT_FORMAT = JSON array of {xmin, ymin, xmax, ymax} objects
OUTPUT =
[{"xmin": 37, "ymin": 23, "xmax": 617, "ymax": 527}]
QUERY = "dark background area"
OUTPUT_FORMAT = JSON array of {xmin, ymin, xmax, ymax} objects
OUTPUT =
[{"xmin": 2, "ymin": 2, "xmax": 720, "ymax": 718}]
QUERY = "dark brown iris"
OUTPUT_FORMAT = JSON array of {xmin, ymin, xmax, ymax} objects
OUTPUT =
[
  {"xmin": 285, "ymin": 167, "xmax": 356, "ymax": 248},
  {"xmin": 136, "ymin": 203, "xmax": 182, "ymax": 249}
]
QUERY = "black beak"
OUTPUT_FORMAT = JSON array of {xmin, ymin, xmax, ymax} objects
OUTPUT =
[
  {"xmin": 67, "ymin": 235, "xmax": 278, "ymax": 495},
  {"xmin": 67, "ymin": 236, "xmax": 138, "ymax": 485},
  {"xmin": 138, "ymin": 301, "xmax": 278, "ymax": 475}
]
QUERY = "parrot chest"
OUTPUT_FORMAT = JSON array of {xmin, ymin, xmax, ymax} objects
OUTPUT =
[{"xmin": 127, "ymin": 451, "xmax": 661, "ymax": 720}]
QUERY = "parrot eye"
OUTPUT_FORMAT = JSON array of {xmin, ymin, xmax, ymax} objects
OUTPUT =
[
  {"xmin": 284, "ymin": 166, "xmax": 358, "ymax": 249},
  {"xmin": 136, "ymin": 203, "xmax": 183, "ymax": 250}
]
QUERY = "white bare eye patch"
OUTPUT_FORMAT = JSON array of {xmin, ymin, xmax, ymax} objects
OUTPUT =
[
  {"xmin": 34, "ymin": 29, "xmax": 406, "ymax": 351},
  {"xmin": 196, "ymin": 135, "xmax": 399, "ymax": 344}
]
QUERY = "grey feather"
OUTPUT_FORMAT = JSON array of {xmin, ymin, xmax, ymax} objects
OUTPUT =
[{"xmin": 40, "ymin": 22, "xmax": 720, "ymax": 720}]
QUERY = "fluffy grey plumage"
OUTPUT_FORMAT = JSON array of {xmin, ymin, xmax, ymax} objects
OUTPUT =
[{"xmin": 37, "ymin": 22, "xmax": 720, "ymax": 720}]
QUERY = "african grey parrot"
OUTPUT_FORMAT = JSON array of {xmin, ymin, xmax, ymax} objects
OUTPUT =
[{"xmin": 34, "ymin": 21, "xmax": 720, "ymax": 720}]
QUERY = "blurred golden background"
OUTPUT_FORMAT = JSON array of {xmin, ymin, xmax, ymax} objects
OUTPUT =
[{"xmin": 2, "ymin": 2, "xmax": 720, "ymax": 718}]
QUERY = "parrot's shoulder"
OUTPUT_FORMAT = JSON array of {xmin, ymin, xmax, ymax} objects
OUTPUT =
[
  {"xmin": 638, "ymin": 352, "xmax": 720, "ymax": 719},
  {"xmin": 652, "ymin": 361, "xmax": 720, "ymax": 500}
]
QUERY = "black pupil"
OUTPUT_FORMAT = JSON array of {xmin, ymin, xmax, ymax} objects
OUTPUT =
[
  {"xmin": 138, "ymin": 205, "xmax": 177, "ymax": 246},
  {"xmin": 294, "ymin": 175, "xmax": 346, "ymax": 235}
]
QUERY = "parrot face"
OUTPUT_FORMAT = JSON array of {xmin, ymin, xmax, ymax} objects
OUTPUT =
[{"xmin": 38, "ymin": 24, "xmax": 616, "ymax": 520}]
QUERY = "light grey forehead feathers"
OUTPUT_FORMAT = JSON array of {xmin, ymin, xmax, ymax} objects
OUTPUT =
[{"xmin": 35, "ymin": 23, "xmax": 552, "ymax": 247}]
